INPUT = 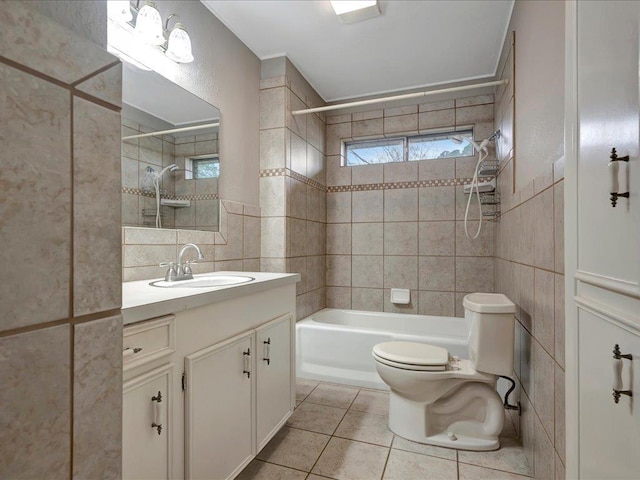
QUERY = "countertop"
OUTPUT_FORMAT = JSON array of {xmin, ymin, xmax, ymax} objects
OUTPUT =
[{"xmin": 122, "ymin": 271, "xmax": 300, "ymax": 325}]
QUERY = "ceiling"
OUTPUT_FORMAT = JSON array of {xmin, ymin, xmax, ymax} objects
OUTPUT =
[{"xmin": 202, "ymin": 0, "xmax": 514, "ymax": 102}]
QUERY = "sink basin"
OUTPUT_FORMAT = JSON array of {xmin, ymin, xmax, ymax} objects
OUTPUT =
[{"xmin": 149, "ymin": 274, "xmax": 255, "ymax": 288}]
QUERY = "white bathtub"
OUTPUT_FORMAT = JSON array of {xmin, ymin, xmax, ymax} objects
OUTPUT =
[{"xmin": 296, "ymin": 308, "xmax": 471, "ymax": 390}]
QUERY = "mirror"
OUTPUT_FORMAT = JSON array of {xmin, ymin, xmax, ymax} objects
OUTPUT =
[{"xmin": 120, "ymin": 62, "xmax": 221, "ymax": 231}]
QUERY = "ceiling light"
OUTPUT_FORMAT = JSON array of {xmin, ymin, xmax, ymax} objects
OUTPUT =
[
  {"xmin": 134, "ymin": 1, "xmax": 164, "ymax": 45},
  {"xmin": 330, "ymin": 0, "xmax": 380, "ymax": 24},
  {"xmin": 164, "ymin": 15, "xmax": 194, "ymax": 63}
]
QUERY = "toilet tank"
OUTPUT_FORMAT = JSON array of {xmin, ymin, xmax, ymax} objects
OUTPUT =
[{"xmin": 464, "ymin": 293, "xmax": 516, "ymax": 376}]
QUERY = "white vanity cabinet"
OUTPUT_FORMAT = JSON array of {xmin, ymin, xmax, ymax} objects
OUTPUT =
[{"xmin": 122, "ymin": 274, "xmax": 298, "ymax": 480}]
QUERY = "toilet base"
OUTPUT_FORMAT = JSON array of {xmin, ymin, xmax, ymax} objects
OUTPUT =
[{"xmin": 388, "ymin": 384, "xmax": 503, "ymax": 451}]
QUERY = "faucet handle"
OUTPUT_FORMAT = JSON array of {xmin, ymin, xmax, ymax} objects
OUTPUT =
[{"xmin": 160, "ymin": 262, "xmax": 178, "ymax": 282}]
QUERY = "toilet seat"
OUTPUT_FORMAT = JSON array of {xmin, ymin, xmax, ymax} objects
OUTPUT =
[{"xmin": 373, "ymin": 341, "xmax": 449, "ymax": 371}]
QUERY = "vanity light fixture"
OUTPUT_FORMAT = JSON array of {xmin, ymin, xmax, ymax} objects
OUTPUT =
[
  {"xmin": 134, "ymin": 1, "xmax": 164, "ymax": 45},
  {"xmin": 329, "ymin": 0, "xmax": 381, "ymax": 24},
  {"xmin": 164, "ymin": 15, "xmax": 194, "ymax": 64}
]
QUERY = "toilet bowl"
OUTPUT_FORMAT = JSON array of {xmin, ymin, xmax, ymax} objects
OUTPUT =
[{"xmin": 373, "ymin": 293, "xmax": 516, "ymax": 451}]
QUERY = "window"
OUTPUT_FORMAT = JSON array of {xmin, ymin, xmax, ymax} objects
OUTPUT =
[
  {"xmin": 344, "ymin": 129, "xmax": 473, "ymax": 166},
  {"xmin": 185, "ymin": 155, "xmax": 220, "ymax": 179}
]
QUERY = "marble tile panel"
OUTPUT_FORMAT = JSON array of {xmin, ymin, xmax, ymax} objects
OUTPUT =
[
  {"xmin": 455, "ymin": 186, "xmax": 481, "ymax": 221},
  {"xmin": 419, "ymin": 99, "xmax": 455, "ymax": 112},
  {"xmin": 458, "ymin": 464, "xmax": 531, "ymax": 480},
  {"xmin": 352, "ymin": 223, "xmax": 384, "ymax": 255},
  {"xmin": 385, "ymin": 105, "xmax": 418, "ymax": 116},
  {"xmin": 243, "ymin": 215, "xmax": 261, "ymax": 259},
  {"xmin": 391, "ymin": 435, "xmax": 456, "ymax": 460},
  {"xmin": 352, "ymin": 118, "xmax": 384, "ymax": 137},
  {"xmin": 383, "ymin": 448, "xmax": 457, "ymax": 480},
  {"xmin": 260, "ymin": 257, "xmax": 287, "ymax": 273},
  {"xmin": 215, "ymin": 212, "xmax": 244, "ymax": 260},
  {"xmin": 327, "ymin": 155, "xmax": 351, "ymax": 187},
  {"xmin": 306, "ymin": 383, "xmax": 359, "ymax": 409},
  {"xmin": 73, "ymin": 316, "xmax": 122, "ymax": 479},
  {"xmin": 519, "ymin": 265, "xmax": 535, "ymax": 332},
  {"xmin": 352, "ymin": 163, "xmax": 383, "ymax": 185},
  {"xmin": 327, "ymin": 224, "xmax": 352, "ymax": 255},
  {"xmin": 261, "ymin": 216, "xmax": 286, "ymax": 258},
  {"xmin": 458, "ymin": 437, "xmax": 532, "ymax": 476},
  {"xmin": 554, "ymin": 274, "xmax": 565, "ymax": 368},
  {"xmin": 286, "ymin": 402, "xmax": 346, "ymax": 435},
  {"xmin": 351, "ymin": 287, "xmax": 384, "ymax": 312},
  {"xmin": 418, "ymin": 291, "xmax": 454, "ymax": 316},
  {"xmin": 0, "ymin": 2, "xmax": 116, "ymax": 84},
  {"xmin": 312, "ymin": 437, "xmax": 389, "ymax": 480},
  {"xmin": 384, "ymin": 256, "xmax": 418, "ymax": 289},
  {"xmin": 121, "ymin": 193, "xmax": 140, "ymax": 226},
  {"xmin": 296, "ymin": 378, "xmax": 319, "ymax": 402},
  {"xmin": 307, "ymin": 145, "xmax": 325, "ymax": 185},
  {"xmin": 534, "ymin": 268, "xmax": 555, "ymax": 355},
  {"xmin": 455, "ymin": 155, "xmax": 480, "ymax": 179},
  {"xmin": 307, "ymin": 255, "xmax": 326, "ymax": 291},
  {"xmin": 326, "ymin": 255, "xmax": 352, "ymax": 287},
  {"xmin": 327, "ymin": 286, "xmax": 352, "ymax": 309},
  {"xmin": 350, "ymin": 389, "xmax": 389, "ymax": 416},
  {"xmin": 418, "ymin": 158, "xmax": 455, "ymax": 180},
  {"xmin": 418, "ymin": 109, "xmax": 455, "ymax": 130},
  {"xmin": 307, "ymin": 112, "xmax": 325, "ymax": 153},
  {"xmin": 287, "ymin": 217, "xmax": 307, "ymax": 257},
  {"xmin": 327, "ymin": 114, "xmax": 352, "ymax": 124},
  {"xmin": 554, "ymin": 181, "xmax": 564, "ymax": 274},
  {"xmin": 287, "ymin": 90, "xmax": 307, "ymax": 139},
  {"xmin": 0, "ymin": 63, "xmax": 71, "ymax": 329},
  {"xmin": 419, "ymin": 186, "xmax": 455, "ymax": 221},
  {"xmin": 243, "ymin": 259, "xmax": 260, "ymax": 272},
  {"xmin": 260, "ymin": 128, "xmax": 286, "ymax": 170},
  {"xmin": 124, "ymin": 226, "xmax": 176, "ymax": 245},
  {"xmin": 533, "ymin": 341, "xmax": 555, "ymax": 442},
  {"xmin": 256, "ymin": 427, "xmax": 329, "ymax": 472},
  {"xmin": 195, "ymin": 199, "xmax": 220, "ymax": 230},
  {"xmin": 456, "ymin": 104, "xmax": 494, "ymax": 124},
  {"xmin": 418, "ymin": 221, "xmax": 455, "ymax": 256},
  {"xmin": 123, "ymin": 265, "xmax": 166, "ymax": 282},
  {"xmin": 534, "ymin": 188, "xmax": 554, "ymax": 271},
  {"xmin": 326, "ymin": 121, "xmax": 351, "ymax": 156},
  {"xmin": 456, "ymin": 95, "xmax": 494, "ymax": 108},
  {"xmin": 353, "ymin": 110, "xmax": 383, "ymax": 121},
  {"xmin": 334, "ymin": 411, "xmax": 393, "ymax": 446},
  {"xmin": 76, "ymin": 62, "xmax": 122, "ymax": 107},
  {"xmin": 384, "ymin": 188, "xmax": 418, "ymax": 222},
  {"xmin": 260, "ymin": 87, "xmax": 286, "ymax": 129},
  {"xmin": 287, "ymin": 256, "xmax": 307, "ymax": 295},
  {"xmin": 287, "ymin": 177, "xmax": 307, "ymax": 219},
  {"xmin": 419, "ymin": 256, "xmax": 454, "ymax": 292},
  {"xmin": 384, "ymin": 160, "xmax": 418, "ymax": 183},
  {"xmin": 555, "ymin": 364, "xmax": 566, "ymax": 464},
  {"xmin": 455, "ymin": 257, "xmax": 494, "ymax": 292},
  {"xmin": 352, "ymin": 255, "xmax": 384, "ymax": 288},
  {"xmin": 352, "ymin": 190, "xmax": 383, "ymax": 222},
  {"xmin": 74, "ymin": 98, "xmax": 122, "ymax": 315},
  {"xmin": 384, "ymin": 222, "xmax": 418, "ymax": 255},
  {"xmin": 123, "ymin": 244, "xmax": 175, "ymax": 267},
  {"xmin": 290, "ymin": 132, "xmax": 307, "ymax": 176},
  {"xmin": 0, "ymin": 325, "xmax": 70, "ymax": 478},
  {"xmin": 520, "ymin": 392, "xmax": 535, "ymax": 472},
  {"xmin": 384, "ymin": 113, "xmax": 418, "ymax": 134},
  {"xmin": 237, "ymin": 460, "xmax": 306, "ymax": 480},
  {"xmin": 533, "ymin": 414, "xmax": 555, "ymax": 480},
  {"xmin": 307, "ymin": 188, "xmax": 327, "ymax": 223},
  {"xmin": 456, "ymin": 221, "xmax": 494, "ymax": 256},
  {"xmin": 555, "ymin": 452, "xmax": 565, "ymax": 480},
  {"xmin": 327, "ymin": 192, "xmax": 352, "ymax": 223}
]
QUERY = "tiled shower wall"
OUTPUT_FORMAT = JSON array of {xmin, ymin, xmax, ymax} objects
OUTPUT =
[
  {"xmin": 259, "ymin": 62, "xmax": 327, "ymax": 320},
  {"xmin": 122, "ymin": 200, "xmax": 260, "ymax": 282},
  {"xmin": 494, "ymin": 31, "xmax": 566, "ymax": 480},
  {"xmin": 324, "ymin": 95, "xmax": 497, "ymax": 317},
  {"xmin": 0, "ymin": 3, "xmax": 122, "ymax": 478},
  {"xmin": 121, "ymin": 116, "xmax": 219, "ymax": 230}
]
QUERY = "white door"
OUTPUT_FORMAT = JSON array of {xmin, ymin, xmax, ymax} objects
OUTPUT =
[
  {"xmin": 568, "ymin": 1, "xmax": 640, "ymax": 477},
  {"xmin": 123, "ymin": 364, "xmax": 175, "ymax": 480},
  {"xmin": 184, "ymin": 331, "xmax": 255, "ymax": 480},
  {"xmin": 256, "ymin": 314, "xmax": 294, "ymax": 450}
]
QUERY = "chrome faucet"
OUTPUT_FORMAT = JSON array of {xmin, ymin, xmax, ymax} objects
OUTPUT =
[{"xmin": 160, "ymin": 243, "xmax": 205, "ymax": 282}]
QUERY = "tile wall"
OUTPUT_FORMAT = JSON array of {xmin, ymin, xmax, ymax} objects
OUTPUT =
[
  {"xmin": 259, "ymin": 63, "xmax": 327, "ymax": 319},
  {"xmin": 324, "ymin": 95, "xmax": 497, "ymax": 317},
  {"xmin": 494, "ymin": 32, "xmax": 566, "ymax": 480},
  {"xmin": 121, "ymin": 116, "xmax": 219, "ymax": 230},
  {"xmin": 0, "ymin": 2, "xmax": 122, "ymax": 477},
  {"xmin": 123, "ymin": 200, "xmax": 260, "ymax": 282}
]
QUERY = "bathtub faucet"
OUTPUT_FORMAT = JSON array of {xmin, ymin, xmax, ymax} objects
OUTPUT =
[{"xmin": 160, "ymin": 243, "xmax": 205, "ymax": 282}]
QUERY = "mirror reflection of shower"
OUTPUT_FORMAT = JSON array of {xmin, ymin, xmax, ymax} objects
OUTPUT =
[{"xmin": 152, "ymin": 164, "xmax": 178, "ymax": 228}]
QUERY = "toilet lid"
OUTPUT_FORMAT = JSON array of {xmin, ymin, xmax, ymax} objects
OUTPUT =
[{"xmin": 372, "ymin": 341, "xmax": 449, "ymax": 367}]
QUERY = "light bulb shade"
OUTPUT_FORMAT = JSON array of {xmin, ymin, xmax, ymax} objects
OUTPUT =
[
  {"xmin": 165, "ymin": 24, "xmax": 194, "ymax": 63},
  {"xmin": 108, "ymin": 0, "xmax": 133, "ymax": 23},
  {"xmin": 134, "ymin": 2, "xmax": 164, "ymax": 45}
]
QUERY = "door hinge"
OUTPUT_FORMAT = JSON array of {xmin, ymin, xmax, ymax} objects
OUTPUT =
[{"xmin": 182, "ymin": 372, "xmax": 186, "ymax": 392}]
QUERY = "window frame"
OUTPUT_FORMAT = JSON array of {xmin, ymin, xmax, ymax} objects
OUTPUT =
[
  {"xmin": 184, "ymin": 154, "xmax": 220, "ymax": 180},
  {"xmin": 343, "ymin": 128, "xmax": 474, "ymax": 166}
]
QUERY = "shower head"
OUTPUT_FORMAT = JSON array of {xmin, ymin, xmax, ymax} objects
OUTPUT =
[{"xmin": 155, "ymin": 164, "xmax": 179, "ymax": 178}]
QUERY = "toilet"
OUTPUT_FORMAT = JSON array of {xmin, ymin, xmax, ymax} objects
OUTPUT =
[{"xmin": 373, "ymin": 293, "xmax": 516, "ymax": 451}]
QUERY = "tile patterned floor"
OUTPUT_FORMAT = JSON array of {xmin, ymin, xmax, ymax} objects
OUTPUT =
[{"xmin": 237, "ymin": 379, "xmax": 533, "ymax": 480}]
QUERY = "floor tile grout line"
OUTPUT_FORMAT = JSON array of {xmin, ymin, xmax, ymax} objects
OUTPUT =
[{"xmin": 379, "ymin": 440, "xmax": 393, "ymax": 480}]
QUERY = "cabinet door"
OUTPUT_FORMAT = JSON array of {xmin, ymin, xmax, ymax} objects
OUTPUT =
[
  {"xmin": 256, "ymin": 314, "xmax": 294, "ymax": 450},
  {"xmin": 578, "ymin": 308, "xmax": 640, "ymax": 479},
  {"xmin": 185, "ymin": 331, "xmax": 255, "ymax": 480},
  {"xmin": 123, "ymin": 364, "xmax": 175, "ymax": 480}
]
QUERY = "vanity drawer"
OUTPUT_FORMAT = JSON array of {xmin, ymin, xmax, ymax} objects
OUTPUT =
[{"xmin": 123, "ymin": 315, "xmax": 175, "ymax": 371}]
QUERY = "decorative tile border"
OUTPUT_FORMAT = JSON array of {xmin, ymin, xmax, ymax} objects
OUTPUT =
[
  {"xmin": 326, "ymin": 177, "xmax": 494, "ymax": 193},
  {"xmin": 260, "ymin": 168, "xmax": 327, "ymax": 192},
  {"xmin": 121, "ymin": 187, "xmax": 219, "ymax": 200}
]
